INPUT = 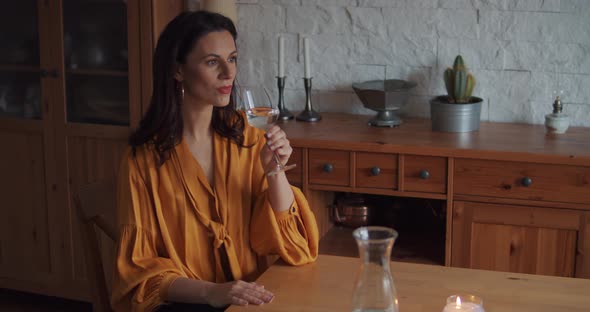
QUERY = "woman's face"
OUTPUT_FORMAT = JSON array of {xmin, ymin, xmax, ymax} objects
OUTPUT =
[{"xmin": 176, "ymin": 30, "xmax": 237, "ymax": 109}]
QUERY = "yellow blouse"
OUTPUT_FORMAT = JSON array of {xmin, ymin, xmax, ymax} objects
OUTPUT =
[{"xmin": 111, "ymin": 123, "xmax": 319, "ymax": 312}]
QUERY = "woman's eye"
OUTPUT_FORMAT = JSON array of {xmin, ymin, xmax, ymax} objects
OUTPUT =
[
  {"xmin": 229, "ymin": 56, "xmax": 237, "ymax": 63},
  {"xmin": 206, "ymin": 59, "xmax": 218, "ymax": 66}
]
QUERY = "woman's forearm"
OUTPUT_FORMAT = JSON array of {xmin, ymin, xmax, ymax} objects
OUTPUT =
[
  {"xmin": 166, "ymin": 277, "xmax": 214, "ymax": 305},
  {"xmin": 166, "ymin": 277, "xmax": 274, "ymax": 307},
  {"xmin": 266, "ymin": 171, "xmax": 295, "ymax": 212}
]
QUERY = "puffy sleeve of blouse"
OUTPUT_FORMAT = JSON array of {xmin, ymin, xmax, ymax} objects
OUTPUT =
[
  {"xmin": 248, "ymin": 131, "xmax": 319, "ymax": 265},
  {"xmin": 110, "ymin": 150, "xmax": 184, "ymax": 312}
]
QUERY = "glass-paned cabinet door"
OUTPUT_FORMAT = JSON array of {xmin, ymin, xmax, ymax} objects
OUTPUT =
[
  {"xmin": 63, "ymin": 0, "xmax": 129, "ymax": 126},
  {"xmin": 0, "ymin": 1, "xmax": 42, "ymax": 120}
]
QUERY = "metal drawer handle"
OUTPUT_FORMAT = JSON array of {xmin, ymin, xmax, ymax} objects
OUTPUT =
[
  {"xmin": 521, "ymin": 177, "xmax": 532, "ymax": 187},
  {"xmin": 323, "ymin": 163, "xmax": 334, "ymax": 173},
  {"xmin": 370, "ymin": 166, "xmax": 381, "ymax": 176},
  {"xmin": 419, "ymin": 169, "xmax": 430, "ymax": 180}
]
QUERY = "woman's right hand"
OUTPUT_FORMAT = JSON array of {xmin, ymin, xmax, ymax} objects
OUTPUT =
[{"xmin": 207, "ymin": 280, "xmax": 274, "ymax": 307}]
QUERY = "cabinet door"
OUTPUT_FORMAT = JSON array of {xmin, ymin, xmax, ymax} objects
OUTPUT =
[
  {"xmin": 0, "ymin": 132, "xmax": 53, "ymax": 284},
  {"xmin": 62, "ymin": 0, "xmax": 138, "ymax": 126},
  {"xmin": 0, "ymin": 0, "xmax": 183, "ymax": 300},
  {"xmin": 0, "ymin": 1, "xmax": 59, "ymax": 289},
  {"xmin": 0, "ymin": 1, "xmax": 42, "ymax": 120},
  {"xmin": 52, "ymin": 0, "xmax": 141, "ymax": 299},
  {"xmin": 55, "ymin": 0, "xmax": 183, "ymax": 299},
  {"xmin": 452, "ymin": 201, "xmax": 590, "ymax": 278}
]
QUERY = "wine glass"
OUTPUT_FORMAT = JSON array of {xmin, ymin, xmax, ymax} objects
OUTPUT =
[{"xmin": 238, "ymin": 86, "xmax": 296, "ymax": 176}]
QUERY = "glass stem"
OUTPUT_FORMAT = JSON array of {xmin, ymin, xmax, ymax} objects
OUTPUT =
[{"xmin": 272, "ymin": 152, "xmax": 283, "ymax": 169}]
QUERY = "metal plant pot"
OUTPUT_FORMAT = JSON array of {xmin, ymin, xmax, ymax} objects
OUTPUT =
[{"xmin": 430, "ymin": 96, "xmax": 483, "ymax": 132}]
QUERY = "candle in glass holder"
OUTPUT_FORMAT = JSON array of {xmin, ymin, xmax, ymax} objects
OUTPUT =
[{"xmin": 442, "ymin": 295, "xmax": 485, "ymax": 312}]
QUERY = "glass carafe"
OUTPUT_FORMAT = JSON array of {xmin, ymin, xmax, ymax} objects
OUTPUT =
[{"xmin": 352, "ymin": 226, "xmax": 399, "ymax": 312}]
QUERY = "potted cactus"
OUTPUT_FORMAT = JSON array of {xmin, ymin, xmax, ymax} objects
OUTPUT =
[{"xmin": 430, "ymin": 55, "xmax": 483, "ymax": 132}]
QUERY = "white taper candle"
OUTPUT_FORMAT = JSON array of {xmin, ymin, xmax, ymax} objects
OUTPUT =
[
  {"xmin": 278, "ymin": 36, "xmax": 285, "ymax": 77},
  {"xmin": 304, "ymin": 37, "xmax": 311, "ymax": 78},
  {"xmin": 200, "ymin": 0, "xmax": 237, "ymax": 25}
]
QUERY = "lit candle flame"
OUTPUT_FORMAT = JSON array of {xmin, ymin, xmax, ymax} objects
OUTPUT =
[{"xmin": 456, "ymin": 296, "xmax": 462, "ymax": 309}]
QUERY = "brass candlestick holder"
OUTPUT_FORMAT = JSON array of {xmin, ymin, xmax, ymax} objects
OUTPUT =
[
  {"xmin": 276, "ymin": 76, "xmax": 293, "ymax": 120},
  {"xmin": 296, "ymin": 77, "xmax": 321, "ymax": 122}
]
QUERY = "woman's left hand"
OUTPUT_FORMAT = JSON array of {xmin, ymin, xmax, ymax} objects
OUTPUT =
[{"xmin": 261, "ymin": 125, "xmax": 292, "ymax": 174}]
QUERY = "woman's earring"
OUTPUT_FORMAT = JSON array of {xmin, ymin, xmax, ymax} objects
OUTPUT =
[{"xmin": 181, "ymin": 84, "xmax": 185, "ymax": 101}]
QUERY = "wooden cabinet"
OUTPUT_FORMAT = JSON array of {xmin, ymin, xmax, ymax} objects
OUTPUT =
[
  {"xmin": 452, "ymin": 201, "xmax": 590, "ymax": 278},
  {"xmin": 453, "ymin": 158, "xmax": 590, "ymax": 278},
  {"xmin": 279, "ymin": 113, "xmax": 590, "ymax": 279},
  {"xmin": 0, "ymin": 0, "xmax": 183, "ymax": 301}
]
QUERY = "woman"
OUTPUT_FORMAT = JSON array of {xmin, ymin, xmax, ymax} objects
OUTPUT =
[{"xmin": 111, "ymin": 11, "xmax": 319, "ymax": 311}]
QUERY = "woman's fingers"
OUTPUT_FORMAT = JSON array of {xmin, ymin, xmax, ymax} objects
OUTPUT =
[
  {"xmin": 239, "ymin": 293, "xmax": 264, "ymax": 305},
  {"xmin": 274, "ymin": 143, "xmax": 292, "ymax": 155},
  {"xmin": 267, "ymin": 134, "xmax": 286, "ymax": 149},
  {"xmin": 231, "ymin": 295, "xmax": 249, "ymax": 306},
  {"xmin": 264, "ymin": 127, "xmax": 288, "ymax": 149},
  {"xmin": 268, "ymin": 141, "xmax": 291, "ymax": 166},
  {"xmin": 268, "ymin": 137, "xmax": 290, "ymax": 152},
  {"xmin": 230, "ymin": 281, "xmax": 274, "ymax": 305},
  {"xmin": 210, "ymin": 280, "xmax": 274, "ymax": 308},
  {"xmin": 242, "ymin": 282, "xmax": 274, "ymax": 302},
  {"xmin": 265, "ymin": 125, "xmax": 281, "ymax": 137},
  {"xmin": 262, "ymin": 127, "xmax": 292, "ymax": 168},
  {"xmin": 265, "ymin": 126, "xmax": 286, "ymax": 143}
]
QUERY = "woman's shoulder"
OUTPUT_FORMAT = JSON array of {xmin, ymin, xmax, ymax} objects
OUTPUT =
[{"xmin": 121, "ymin": 143, "xmax": 160, "ymax": 175}]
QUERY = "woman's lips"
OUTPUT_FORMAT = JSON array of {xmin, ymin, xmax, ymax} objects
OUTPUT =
[{"xmin": 217, "ymin": 86, "xmax": 232, "ymax": 94}]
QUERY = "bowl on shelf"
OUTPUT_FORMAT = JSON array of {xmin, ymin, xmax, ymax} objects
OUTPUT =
[{"xmin": 352, "ymin": 79, "xmax": 417, "ymax": 127}]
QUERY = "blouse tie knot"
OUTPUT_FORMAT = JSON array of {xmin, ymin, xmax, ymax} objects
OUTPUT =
[{"xmin": 209, "ymin": 221, "xmax": 229, "ymax": 249}]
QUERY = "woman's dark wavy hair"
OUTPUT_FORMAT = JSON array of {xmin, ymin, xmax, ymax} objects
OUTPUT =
[{"xmin": 129, "ymin": 11, "xmax": 245, "ymax": 165}]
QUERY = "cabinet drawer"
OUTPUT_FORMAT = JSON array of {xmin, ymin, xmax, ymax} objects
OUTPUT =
[
  {"xmin": 286, "ymin": 147, "xmax": 303, "ymax": 187},
  {"xmin": 454, "ymin": 159, "xmax": 590, "ymax": 205},
  {"xmin": 309, "ymin": 149, "xmax": 350, "ymax": 186},
  {"xmin": 355, "ymin": 152, "xmax": 397, "ymax": 189},
  {"xmin": 404, "ymin": 155, "xmax": 447, "ymax": 193}
]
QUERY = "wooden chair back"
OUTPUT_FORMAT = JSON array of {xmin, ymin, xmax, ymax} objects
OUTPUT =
[{"xmin": 74, "ymin": 179, "xmax": 118, "ymax": 312}]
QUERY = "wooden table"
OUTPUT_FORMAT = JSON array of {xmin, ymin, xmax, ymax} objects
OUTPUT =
[{"xmin": 228, "ymin": 255, "xmax": 590, "ymax": 312}]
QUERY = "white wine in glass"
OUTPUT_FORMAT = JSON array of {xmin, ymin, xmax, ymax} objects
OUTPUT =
[
  {"xmin": 246, "ymin": 107, "xmax": 279, "ymax": 131},
  {"xmin": 240, "ymin": 87, "xmax": 296, "ymax": 176}
]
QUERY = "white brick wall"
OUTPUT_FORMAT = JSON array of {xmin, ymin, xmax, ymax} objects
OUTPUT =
[{"xmin": 189, "ymin": 0, "xmax": 590, "ymax": 126}]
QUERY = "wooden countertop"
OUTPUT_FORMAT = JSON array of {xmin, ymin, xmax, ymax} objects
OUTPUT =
[
  {"xmin": 227, "ymin": 255, "xmax": 590, "ymax": 312},
  {"xmin": 279, "ymin": 113, "xmax": 590, "ymax": 166}
]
